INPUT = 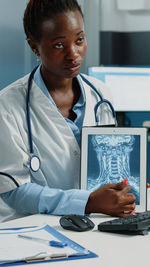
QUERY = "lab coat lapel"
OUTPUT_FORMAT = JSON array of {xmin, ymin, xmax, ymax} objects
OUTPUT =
[{"xmin": 30, "ymin": 81, "xmax": 80, "ymax": 152}]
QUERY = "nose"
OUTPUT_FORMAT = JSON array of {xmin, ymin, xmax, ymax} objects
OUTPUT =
[{"xmin": 65, "ymin": 44, "xmax": 78, "ymax": 62}]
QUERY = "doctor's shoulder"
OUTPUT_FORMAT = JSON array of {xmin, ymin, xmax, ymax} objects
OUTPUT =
[
  {"xmin": 81, "ymin": 73, "xmax": 113, "ymax": 104},
  {"xmin": 0, "ymin": 74, "xmax": 29, "ymax": 111}
]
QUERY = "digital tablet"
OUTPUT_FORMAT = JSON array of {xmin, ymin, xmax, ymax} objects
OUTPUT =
[{"xmin": 80, "ymin": 127, "xmax": 147, "ymax": 212}]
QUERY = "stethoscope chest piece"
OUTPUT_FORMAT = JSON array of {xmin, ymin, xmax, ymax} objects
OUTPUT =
[{"xmin": 30, "ymin": 155, "xmax": 40, "ymax": 172}]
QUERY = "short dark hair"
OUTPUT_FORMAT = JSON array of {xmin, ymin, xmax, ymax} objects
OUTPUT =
[{"xmin": 23, "ymin": 0, "xmax": 83, "ymax": 41}]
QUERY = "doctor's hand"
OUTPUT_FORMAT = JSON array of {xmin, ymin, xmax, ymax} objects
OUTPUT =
[{"xmin": 85, "ymin": 182, "xmax": 136, "ymax": 217}]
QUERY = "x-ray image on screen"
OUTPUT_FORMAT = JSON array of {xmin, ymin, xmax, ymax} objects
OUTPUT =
[{"xmin": 87, "ymin": 134, "xmax": 140, "ymax": 204}]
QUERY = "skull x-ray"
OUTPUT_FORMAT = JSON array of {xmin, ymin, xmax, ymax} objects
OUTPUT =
[{"xmin": 87, "ymin": 134, "xmax": 140, "ymax": 204}]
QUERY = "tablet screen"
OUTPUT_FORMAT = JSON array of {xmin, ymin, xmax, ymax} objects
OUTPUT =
[
  {"xmin": 87, "ymin": 134, "xmax": 140, "ymax": 204},
  {"xmin": 81, "ymin": 127, "xmax": 147, "ymax": 212}
]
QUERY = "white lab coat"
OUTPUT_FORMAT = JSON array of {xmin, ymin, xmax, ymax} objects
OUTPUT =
[{"xmin": 0, "ymin": 73, "xmax": 115, "ymax": 222}]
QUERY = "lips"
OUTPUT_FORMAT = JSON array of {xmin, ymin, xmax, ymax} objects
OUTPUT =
[{"xmin": 64, "ymin": 63, "xmax": 81, "ymax": 72}]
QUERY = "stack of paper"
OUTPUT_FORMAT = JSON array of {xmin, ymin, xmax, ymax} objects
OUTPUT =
[{"xmin": 0, "ymin": 224, "xmax": 93, "ymax": 265}]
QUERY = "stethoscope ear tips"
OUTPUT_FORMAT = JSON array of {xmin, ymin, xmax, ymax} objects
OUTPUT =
[{"xmin": 30, "ymin": 155, "xmax": 40, "ymax": 172}]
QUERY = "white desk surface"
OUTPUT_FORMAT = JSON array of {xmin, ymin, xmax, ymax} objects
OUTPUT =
[{"xmin": 1, "ymin": 190, "xmax": 150, "ymax": 267}]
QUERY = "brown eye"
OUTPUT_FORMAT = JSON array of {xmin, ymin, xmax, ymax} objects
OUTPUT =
[
  {"xmin": 54, "ymin": 42, "xmax": 64, "ymax": 49},
  {"xmin": 76, "ymin": 36, "xmax": 85, "ymax": 44}
]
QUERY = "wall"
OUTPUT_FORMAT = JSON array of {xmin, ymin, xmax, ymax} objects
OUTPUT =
[
  {"xmin": 0, "ymin": 0, "xmax": 101, "ymax": 86},
  {"xmin": 0, "ymin": 0, "xmax": 35, "ymax": 90},
  {"xmin": 83, "ymin": 0, "xmax": 100, "ymax": 72}
]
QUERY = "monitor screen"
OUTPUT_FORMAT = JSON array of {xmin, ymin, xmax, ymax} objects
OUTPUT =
[{"xmin": 88, "ymin": 66, "xmax": 150, "ymax": 111}]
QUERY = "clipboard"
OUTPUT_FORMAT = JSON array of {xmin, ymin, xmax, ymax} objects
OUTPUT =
[{"xmin": 0, "ymin": 224, "xmax": 98, "ymax": 265}]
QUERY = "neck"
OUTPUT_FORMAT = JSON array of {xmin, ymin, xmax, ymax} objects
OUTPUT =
[
  {"xmin": 40, "ymin": 66, "xmax": 81, "ymax": 119},
  {"xmin": 40, "ymin": 66, "xmax": 73, "ymax": 93}
]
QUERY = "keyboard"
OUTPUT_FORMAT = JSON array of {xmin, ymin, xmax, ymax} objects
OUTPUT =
[{"xmin": 98, "ymin": 211, "xmax": 150, "ymax": 234}]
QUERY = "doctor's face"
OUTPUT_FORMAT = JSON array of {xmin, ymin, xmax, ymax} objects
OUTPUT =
[{"xmin": 30, "ymin": 10, "xmax": 87, "ymax": 79}]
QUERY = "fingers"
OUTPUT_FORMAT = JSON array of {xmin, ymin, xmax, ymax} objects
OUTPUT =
[
  {"xmin": 117, "ymin": 211, "xmax": 135, "ymax": 218},
  {"xmin": 113, "ymin": 181, "xmax": 136, "ymax": 208},
  {"xmin": 115, "ymin": 196, "xmax": 136, "ymax": 217},
  {"xmin": 110, "ymin": 181, "xmax": 130, "ymax": 192},
  {"xmin": 111, "ymin": 183, "xmax": 132, "ymax": 195},
  {"xmin": 120, "ymin": 192, "xmax": 136, "ymax": 206},
  {"xmin": 109, "ymin": 182, "xmax": 124, "ymax": 190},
  {"xmin": 121, "ymin": 203, "xmax": 136, "ymax": 212},
  {"xmin": 114, "ymin": 205, "xmax": 136, "ymax": 217},
  {"xmin": 86, "ymin": 182, "xmax": 136, "ymax": 216},
  {"xmin": 111, "ymin": 181, "xmax": 135, "ymax": 199},
  {"xmin": 111, "ymin": 182, "xmax": 136, "ymax": 217},
  {"xmin": 121, "ymin": 185, "xmax": 132, "ymax": 194}
]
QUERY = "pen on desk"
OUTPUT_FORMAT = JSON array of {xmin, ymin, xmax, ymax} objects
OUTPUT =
[{"xmin": 18, "ymin": 234, "xmax": 67, "ymax": 248}]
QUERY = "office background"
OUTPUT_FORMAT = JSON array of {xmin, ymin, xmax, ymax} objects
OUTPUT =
[
  {"xmin": 0, "ymin": 0, "xmax": 100, "ymax": 89},
  {"xmin": 0, "ymin": 0, "xmax": 150, "ymax": 180},
  {"xmin": 2, "ymin": 0, "xmax": 150, "ymax": 86}
]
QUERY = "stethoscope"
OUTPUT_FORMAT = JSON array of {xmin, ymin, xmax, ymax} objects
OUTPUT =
[
  {"xmin": 80, "ymin": 74, "xmax": 116, "ymax": 124},
  {"xmin": 26, "ymin": 66, "xmax": 41, "ymax": 172},
  {"xmin": 27, "ymin": 68, "xmax": 116, "ymax": 172},
  {"xmin": 0, "ymin": 67, "xmax": 117, "ymax": 183}
]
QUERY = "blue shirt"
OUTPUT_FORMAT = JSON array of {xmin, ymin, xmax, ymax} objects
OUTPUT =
[{"xmin": 1, "ymin": 68, "xmax": 90, "ymax": 217}]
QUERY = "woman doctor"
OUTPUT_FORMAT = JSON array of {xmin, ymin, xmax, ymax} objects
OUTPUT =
[{"xmin": 0, "ymin": 0, "xmax": 136, "ymax": 222}]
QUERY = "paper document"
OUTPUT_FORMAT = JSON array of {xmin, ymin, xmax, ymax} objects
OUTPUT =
[{"xmin": 0, "ymin": 224, "xmax": 89, "ymax": 264}]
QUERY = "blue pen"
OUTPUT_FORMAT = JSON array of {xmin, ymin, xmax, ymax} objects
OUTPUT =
[{"xmin": 18, "ymin": 234, "xmax": 67, "ymax": 248}]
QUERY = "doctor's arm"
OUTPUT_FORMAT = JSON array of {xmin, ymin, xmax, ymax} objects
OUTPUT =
[
  {"xmin": 1, "ymin": 181, "xmax": 136, "ymax": 217},
  {"xmin": 1, "ymin": 182, "xmax": 90, "ymax": 216}
]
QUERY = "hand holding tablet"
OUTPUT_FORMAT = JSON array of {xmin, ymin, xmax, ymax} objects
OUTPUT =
[
  {"xmin": 85, "ymin": 181, "xmax": 136, "ymax": 217},
  {"xmin": 81, "ymin": 127, "xmax": 147, "ymax": 213}
]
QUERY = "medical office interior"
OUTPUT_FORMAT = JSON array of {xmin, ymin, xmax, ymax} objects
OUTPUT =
[{"xmin": 1, "ymin": 0, "xmax": 150, "ymax": 182}]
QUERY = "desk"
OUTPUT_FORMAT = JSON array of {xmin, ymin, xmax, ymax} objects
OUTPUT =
[{"xmin": 1, "ymin": 190, "xmax": 150, "ymax": 267}]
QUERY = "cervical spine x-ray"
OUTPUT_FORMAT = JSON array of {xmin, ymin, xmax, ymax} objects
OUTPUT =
[{"xmin": 87, "ymin": 134, "xmax": 140, "ymax": 204}]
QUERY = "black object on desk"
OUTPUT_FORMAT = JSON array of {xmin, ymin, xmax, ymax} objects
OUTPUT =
[
  {"xmin": 98, "ymin": 210, "xmax": 150, "ymax": 235},
  {"xmin": 60, "ymin": 214, "xmax": 95, "ymax": 232}
]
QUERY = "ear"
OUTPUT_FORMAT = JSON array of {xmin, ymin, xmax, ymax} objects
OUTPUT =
[{"xmin": 27, "ymin": 39, "xmax": 40, "ymax": 56}]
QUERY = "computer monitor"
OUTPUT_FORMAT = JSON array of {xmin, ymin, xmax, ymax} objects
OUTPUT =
[{"xmin": 88, "ymin": 66, "xmax": 150, "ymax": 112}]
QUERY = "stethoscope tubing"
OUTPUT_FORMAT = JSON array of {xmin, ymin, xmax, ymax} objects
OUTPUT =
[
  {"xmin": 94, "ymin": 99, "xmax": 116, "ymax": 123},
  {"xmin": 26, "ymin": 66, "xmax": 38, "ymax": 154},
  {"xmin": 0, "ymin": 172, "xmax": 19, "ymax": 187},
  {"xmin": 80, "ymin": 73, "xmax": 116, "ymax": 123}
]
